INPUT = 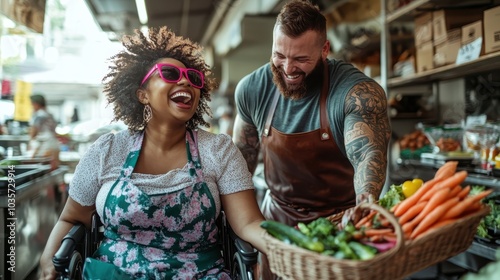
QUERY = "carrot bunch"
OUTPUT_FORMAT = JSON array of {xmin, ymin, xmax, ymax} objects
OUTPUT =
[
  {"xmin": 354, "ymin": 210, "xmax": 397, "ymax": 243},
  {"xmin": 391, "ymin": 161, "xmax": 492, "ymax": 240}
]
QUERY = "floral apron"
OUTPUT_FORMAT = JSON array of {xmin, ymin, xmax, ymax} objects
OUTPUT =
[{"xmin": 87, "ymin": 129, "xmax": 230, "ymax": 280}]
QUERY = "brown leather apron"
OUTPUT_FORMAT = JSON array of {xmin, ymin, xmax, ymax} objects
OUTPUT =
[{"xmin": 260, "ymin": 62, "xmax": 356, "ymax": 226}]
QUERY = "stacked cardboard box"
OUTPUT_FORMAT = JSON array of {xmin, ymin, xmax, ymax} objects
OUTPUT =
[
  {"xmin": 434, "ymin": 29, "xmax": 461, "ymax": 67},
  {"xmin": 432, "ymin": 9, "xmax": 482, "ymax": 45},
  {"xmin": 431, "ymin": 9, "xmax": 483, "ymax": 68},
  {"xmin": 484, "ymin": 5, "xmax": 500, "ymax": 54}
]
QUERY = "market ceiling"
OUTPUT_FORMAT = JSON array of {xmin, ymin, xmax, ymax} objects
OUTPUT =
[
  {"xmin": 84, "ymin": 0, "xmax": 246, "ymax": 44},
  {"xmin": 83, "ymin": 0, "xmax": 333, "ymax": 45}
]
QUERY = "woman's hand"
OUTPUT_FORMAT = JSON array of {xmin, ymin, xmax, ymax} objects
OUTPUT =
[{"xmin": 38, "ymin": 256, "xmax": 57, "ymax": 280}]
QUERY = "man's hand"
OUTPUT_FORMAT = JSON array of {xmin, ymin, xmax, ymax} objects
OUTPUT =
[{"xmin": 340, "ymin": 194, "xmax": 375, "ymax": 229}]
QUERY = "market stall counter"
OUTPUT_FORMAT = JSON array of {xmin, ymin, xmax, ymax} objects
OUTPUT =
[{"xmin": 0, "ymin": 164, "xmax": 67, "ymax": 280}]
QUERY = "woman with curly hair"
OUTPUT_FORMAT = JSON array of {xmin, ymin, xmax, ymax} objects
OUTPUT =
[{"xmin": 39, "ymin": 26, "xmax": 267, "ymax": 279}]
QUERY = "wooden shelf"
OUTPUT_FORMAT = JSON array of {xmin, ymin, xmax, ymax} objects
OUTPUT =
[
  {"xmin": 386, "ymin": 0, "xmax": 492, "ymax": 23},
  {"xmin": 386, "ymin": 0, "xmax": 431, "ymax": 23},
  {"xmin": 388, "ymin": 51, "xmax": 500, "ymax": 88}
]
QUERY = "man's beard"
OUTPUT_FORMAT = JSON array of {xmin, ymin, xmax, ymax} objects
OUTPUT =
[{"xmin": 271, "ymin": 58, "xmax": 324, "ymax": 100}]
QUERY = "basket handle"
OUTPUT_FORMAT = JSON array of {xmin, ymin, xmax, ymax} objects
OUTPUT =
[{"xmin": 357, "ymin": 202, "xmax": 405, "ymax": 252}]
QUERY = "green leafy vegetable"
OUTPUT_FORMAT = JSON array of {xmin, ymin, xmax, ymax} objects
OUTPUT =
[
  {"xmin": 378, "ymin": 184, "xmax": 405, "ymax": 210},
  {"xmin": 469, "ymin": 185, "xmax": 486, "ymax": 196}
]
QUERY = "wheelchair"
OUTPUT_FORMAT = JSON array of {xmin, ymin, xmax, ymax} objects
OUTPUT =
[{"xmin": 52, "ymin": 211, "xmax": 258, "ymax": 280}]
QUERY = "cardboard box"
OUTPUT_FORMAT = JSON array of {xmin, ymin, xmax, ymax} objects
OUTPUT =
[
  {"xmin": 462, "ymin": 20, "xmax": 484, "ymax": 55},
  {"xmin": 433, "ymin": 9, "xmax": 483, "ymax": 45},
  {"xmin": 462, "ymin": 20, "xmax": 483, "ymax": 45},
  {"xmin": 484, "ymin": 5, "xmax": 500, "ymax": 54},
  {"xmin": 415, "ymin": 12, "xmax": 433, "ymax": 46},
  {"xmin": 416, "ymin": 41, "xmax": 434, "ymax": 73},
  {"xmin": 434, "ymin": 29, "xmax": 461, "ymax": 66}
]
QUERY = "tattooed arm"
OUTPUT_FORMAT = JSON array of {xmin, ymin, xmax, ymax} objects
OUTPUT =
[
  {"xmin": 232, "ymin": 115, "xmax": 261, "ymax": 175},
  {"xmin": 343, "ymin": 81, "xmax": 391, "ymax": 204}
]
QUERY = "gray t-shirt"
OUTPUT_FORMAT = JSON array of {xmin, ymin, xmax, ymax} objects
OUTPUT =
[
  {"xmin": 234, "ymin": 59, "xmax": 372, "ymax": 156},
  {"xmin": 69, "ymin": 129, "xmax": 254, "ymax": 219}
]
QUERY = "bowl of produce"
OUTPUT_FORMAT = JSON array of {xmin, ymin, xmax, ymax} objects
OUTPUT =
[
  {"xmin": 419, "ymin": 124, "xmax": 464, "ymax": 154},
  {"xmin": 398, "ymin": 130, "xmax": 432, "ymax": 159}
]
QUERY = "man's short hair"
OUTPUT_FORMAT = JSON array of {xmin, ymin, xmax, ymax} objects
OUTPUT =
[{"xmin": 30, "ymin": 94, "xmax": 46, "ymax": 107}]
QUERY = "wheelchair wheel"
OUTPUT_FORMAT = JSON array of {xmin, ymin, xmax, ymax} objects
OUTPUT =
[
  {"xmin": 68, "ymin": 251, "xmax": 83, "ymax": 280},
  {"xmin": 232, "ymin": 253, "xmax": 253, "ymax": 280}
]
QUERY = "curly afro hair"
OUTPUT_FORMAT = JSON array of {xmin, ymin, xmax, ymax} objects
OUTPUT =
[{"xmin": 102, "ymin": 26, "xmax": 218, "ymax": 132}]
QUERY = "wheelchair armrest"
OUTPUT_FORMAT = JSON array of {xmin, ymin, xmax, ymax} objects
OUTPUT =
[
  {"xmin": 52, "ymin": 223, "xmax": 87, "ymax": 273},
  {"xmin": 232, "ymin": 235, "xmax": 258, "ymax": 266}
]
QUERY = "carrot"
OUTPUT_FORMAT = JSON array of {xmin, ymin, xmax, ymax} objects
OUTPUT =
[
  {"xmin": 391, "ymin": 203, "xmax": 400, "ymax": 214},
  {"xmin": 449, "ymin": 185, "xmax": 462, "ymax": 198},
  {"xmin": 363, "ymin": 228, "xmax": 394, "ymax": 237},
  {"xmin": 434, "ymin": 161, "xmax": 458, "ymax": 180},
  {"xmin": 382, "ymin": 234, "xmax": 398, "ymax": 243},
  {"xmin": 410, "ymin": 197, "xmax": 460, "ymax": 239},
  {"xmin": 435, "ymin": 170, "xmax": 468, "ymax": 189},
  {"xmin": 368, "ymin": 235, "xmax": 385, "ymax": 242},
  {"xmin": 368, "ymin": 232, "xmax": 397, "ymax": 242},
  {"xmin": 419, "ymin": 171, "xmax": 468, "ymax": 202},
  {"xmin": 355, "ymin": 210, "xmax": 377, "ymax": 228},
  {"xmin": 461, "ymin": 202, "xmax": 482, "ymax": 216},
  {"xmin": 413, "ymin": 218, "xmax": 459, "ymax": 238},
  {"xmin": 402, "ymin": 222, "xmax": 414, "ymax": 237},
  {"xmin": 393, "ymin": 177, "xmax": 441, "ymax": 217},
  {"xmin": 469, "ymin": 189, "xmax": 494, "ymax": 202},
  {"xmin": 457, "ymin": 185, "xmax": 471, "ymax": 199},
  {"xmin": 405, "ymin": 187, "xmax": 452, "ymax": 233},
  {"xmin": 398, "ymin": 200, "xmax": 427, "ymax": 225},
  {"xmin": 376, "ymin": 215, "xmax": 392, "ymax": 228},
  {"xmin": 420, "ymin": 187, "xmax": 453, "ymax": 216},
  {"xmin": 441, "ymin": 189, "xmax": 493, "ymax": 220}
]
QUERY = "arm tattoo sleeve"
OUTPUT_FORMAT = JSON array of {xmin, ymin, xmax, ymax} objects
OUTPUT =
[
  {"xmin": 343, "ymin": 81, "xmax": 391, "ymax": 203},
  {"xmin": 232, "ymin": 115, "xmax": 261, "ymax": 174}
]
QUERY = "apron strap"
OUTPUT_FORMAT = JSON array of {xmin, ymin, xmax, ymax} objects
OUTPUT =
[
  {"xmin": 118, "ymin": 132, "xmax": 144, "ymax": 179},
  {"xmin": 319, "ymin": 61, "xmax": 331, "ymax": 141},
  {"xmin": 262, "ymin": 89, "xmax": 280, "ymax": 138}
]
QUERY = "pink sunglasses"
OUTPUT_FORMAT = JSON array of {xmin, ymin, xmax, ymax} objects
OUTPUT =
[{"xmin": 140, "ymin": 63, "xmax": 204, "ymax": 89}]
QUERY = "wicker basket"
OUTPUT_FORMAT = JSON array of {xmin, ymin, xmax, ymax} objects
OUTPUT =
[{"xmin": 263, "ymin": 203, "xmax": 490, "ymax": 280}]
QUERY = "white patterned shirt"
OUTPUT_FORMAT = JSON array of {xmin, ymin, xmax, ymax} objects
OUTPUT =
[{"xmin": 69, "ymin": 129, "xmax": 255, "ymax": 219}]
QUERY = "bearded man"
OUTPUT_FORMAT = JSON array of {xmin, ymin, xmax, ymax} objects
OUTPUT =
[{"xmin": 232, "ymin": 1, "xmax": 391, "ymax": 279}]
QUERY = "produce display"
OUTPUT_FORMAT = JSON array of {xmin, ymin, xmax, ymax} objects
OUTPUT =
[
  {"xmin": 422, "ymin": 125, "xmax": 464, "ymax": 153},
  {"xmin": 399, "ymin": 130, "xmax": 430, "ymax": 151},
  {"xmin": 475, "ymin": 189, "xmax": 500, "ymax": 244},
  {"xmin": 461, "ymin": 249, "xmax": 500, "ymax": 280},
  {"xmin": 398, "ymin": 130, "xmax": 432, "ymax": 159}
]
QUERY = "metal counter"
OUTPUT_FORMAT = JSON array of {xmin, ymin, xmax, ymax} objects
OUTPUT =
[
  {"xmin": 0, "ymin": 136, "xmax": 30, "ymax": 157},
  {"xmin": 0, "ymin": 166, "xmax": 67, "ymax": 280}
]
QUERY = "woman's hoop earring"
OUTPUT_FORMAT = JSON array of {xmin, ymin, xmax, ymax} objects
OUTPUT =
[{"xmin": 143, "ymin": 104, "xmax": 152, "ymax": 124}]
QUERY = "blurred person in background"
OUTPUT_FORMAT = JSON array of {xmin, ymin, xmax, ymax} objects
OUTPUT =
[
  {"xmin": 38, "ymin": 26, "xmax": 267, "ymax": 280},
  {"xmin": 216, "ymin": 105, "xmax": 234, "ymax": 136},
  {"xmin": 232, "ymin": 1, "xmax": 391, "ymax": 278},
  {"xmin": 29, "ymin": 94, "xmax": 60, "ymax": 169}
]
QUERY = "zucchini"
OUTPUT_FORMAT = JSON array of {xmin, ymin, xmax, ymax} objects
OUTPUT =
[
  {"xmin": 348, "ymin": 241, "xmax": 377, "ymax": 260},
  {"xmin": 261, "ymin": 220, "xmax": 324, "ymax": 252}
]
